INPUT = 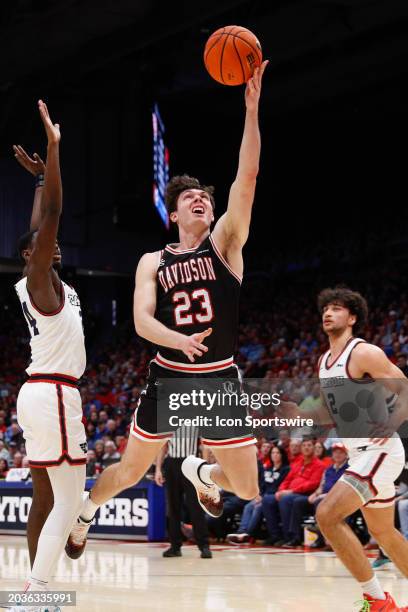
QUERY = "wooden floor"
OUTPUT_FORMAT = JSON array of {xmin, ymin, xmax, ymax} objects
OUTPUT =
[{"xmin": 1, "ymin": 535, "xmax": 407, "ymax": 611}]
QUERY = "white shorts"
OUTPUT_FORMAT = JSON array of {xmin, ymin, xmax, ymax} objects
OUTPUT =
[
  {"xmin": 341, "ymin": 438, "xmax": 405, "ymax": 508},
  {"xmin": 17, "ymin": 376, "xmax": 87, "ymax": 468}
]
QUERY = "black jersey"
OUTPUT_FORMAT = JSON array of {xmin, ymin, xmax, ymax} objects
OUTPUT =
[{"xmin": 154, "ymin": 233, "xmax": 241, "ymax": 366}]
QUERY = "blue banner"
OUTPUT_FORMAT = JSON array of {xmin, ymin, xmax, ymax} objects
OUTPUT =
[{"xmin": 0, "ymin": 478, "xmax": 165, "ymax": 541}]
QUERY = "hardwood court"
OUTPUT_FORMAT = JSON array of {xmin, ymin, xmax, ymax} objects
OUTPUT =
[{"xmin": 1, "ymin": 535, "xmax": 407, "ymax": 611}]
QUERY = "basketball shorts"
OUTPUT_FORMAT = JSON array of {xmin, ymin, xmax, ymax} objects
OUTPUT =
[
  {"xmin": 17, "ymin": 374, "xmax": 87, "ymax": 468},
  {"xmin": 341, "ymin": 438, "xmax": 405, "ymax": 508},
  {"xmin": 131, "ymin": 361, "xmax": 256, "ymax": 449}
]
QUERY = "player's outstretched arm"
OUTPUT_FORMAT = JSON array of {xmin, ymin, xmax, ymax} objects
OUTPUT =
[
  {"xmin": 134, "ymin": 253, "xmax": 212, "ymax": 362},
  {"xmin": 212, "ymin": 60, "xmax": 268, "ymax": 258},
  {"xmin": 13, "ymin": 145, "xmax": 46, "ymax": 231},
  {"xmin": 26, "ymin": 101, "xmax": 62, "ymax": 306}
]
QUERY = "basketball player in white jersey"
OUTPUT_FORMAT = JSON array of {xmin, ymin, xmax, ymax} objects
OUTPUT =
[
  {"xmin": 65, "ymin": 61, "xmax": 268, "ymax": 558},
  {"xmin": 288, "ymin": 287, "xmax": 408, "ymax": 610},
  {"xmin": 12, "ymin": 100, "xmax": 87, "ymax": 610}
]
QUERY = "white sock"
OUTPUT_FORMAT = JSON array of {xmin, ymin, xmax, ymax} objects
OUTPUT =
[
  {"xmin": 360, "ymin": 576, "xmax": 386, "ymax": 600},
  {"xmin": 80, "ymin": 491, "xmax": 100, "ymax": 522},
  {"xmin": 31, "ymin": 464, "xmax": 86, "ymax": 583},
  {"xmin": 198, "ymin": 462, "xmax": 216, "ymax": 486},
  {"xmin": 31, "ymin": 535, "xmax": 61, "ymax": 583}
]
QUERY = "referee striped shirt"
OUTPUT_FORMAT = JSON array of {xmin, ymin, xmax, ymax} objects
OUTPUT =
[{"xmin": 168, "ymin": 425, "xmax": 199, "ymax": 458}]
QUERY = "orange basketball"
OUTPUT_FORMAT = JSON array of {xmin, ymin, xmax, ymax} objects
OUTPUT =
[{"xmin": 204, "ymin": 25, "xmax": 262, "ymax": 86}]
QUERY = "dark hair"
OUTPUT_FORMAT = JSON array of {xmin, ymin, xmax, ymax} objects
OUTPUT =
[
  {"xmin": 314, "ymin": 441, "xmax": 326, "ymax": 458},
  {"xmin": 165, "ymin": 174, "xmax": 215, "ymax": 215},
  {"xmin": 301, "ymin": 435, "xmax": 315, "ymax": 444},
  {"xmin": 270, "ymin": 444, "xmax": 289, "ymax": 466},
  {"xmin": 318, "ymin": 286, "xmax": 368, "ymax": 335},
  {"xmin": 17, "ymin": 230, "xmax": 37, "ymax": 262}
]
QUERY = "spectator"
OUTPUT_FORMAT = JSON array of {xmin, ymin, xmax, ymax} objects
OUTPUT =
[
  {"xmin": 228, "ymin": 445, "xmax": 290, "ymax": 544},
  {"xmin": 0, "ymin": 416, "xmax": 7, "ymax": 435},
  {"xmin": 106, "ymin": 419, "xmax": 117, "ymax": 437},
  {"xmin": 86, "ymin": 449, "xmax": 98, "ymax": 478},
  {"xmin": 0, "ymin": 440, "xmax": 10, "ymax": 462},
  {"xmin": 4, "ymin": 419, "xmax": 24, "ymax": 447},
  {"xmin": 396, "ymin": 353, "xmax": 408, "ymax": 377},
  {"xmin": 208, "ymin": 461, "xmax": 264, "ymax": 542},
  {"xmin": 94, "ymin": 441, "xmax": 105, "ymax": 464},
  {"xmin": 102, "ymin": 441, "xmax": 121, "ymax": 468},
  {"xmin": 288, "ymin": 438, "xmax": 302, "ymax": 465},
  {"xmin": 258, "ymin": 441, "xmax": 272, "ymax": 468},
  {"xmin": 113, "ymin": 410, "xmax": 128, "ymax": 436},
  {"xmin": 12, "ymin": 451, "xmax": 23, "ymax": 469},
  {"xmin": 7, "ymin": 441, "xmax": 18, "ymax": 466},
  {"xmin": 277, "ymin": 430, "xmax": 290, "ymax": 454},
  {"xmin": 0, "ymin": 458, "xmax": 9, "ymax": 479},
  {"xmin": 86, "ymin": 423, "xmax": 97, "ymax": 448},
  {"xmin": 262, "ymin": 438, "xmax": 325, "ymax": 547},
  {"xmin": 94, "ymin": 420, "xmax": 109, "ymax": 441},
  {"xmin": 314, "ymin": 441, "xmax": 333, "ymax": 467},
  {"xmin": 289, "ymin": 443, "xmax": 349, "ymax": 548}
]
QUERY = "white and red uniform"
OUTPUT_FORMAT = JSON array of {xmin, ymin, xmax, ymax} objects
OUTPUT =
[
  {"xmin": 319, "ymin": 337, "xmax": 405, "ymax": 507},
  {"xmin": 15, "ymin": 277, "xmax": 87, "ymax": 467}
]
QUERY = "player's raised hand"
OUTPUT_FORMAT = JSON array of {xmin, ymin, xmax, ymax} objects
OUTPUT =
[
  {"xmin": 38, "ymin": 99, "xmax": 60, "ymax": 144},
  {"xmin": 179, "ymin": 327, "xmax": 213, "ymax": 362},
  {"xmin": 245, "ymin": 60, "xmax": 269, "ymax": 112},
  {"xmin": 13, "ymin": 145, "xmax": 45, "ymax": 176}
]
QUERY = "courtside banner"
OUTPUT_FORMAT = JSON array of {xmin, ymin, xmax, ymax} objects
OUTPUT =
[
  {"xmin": 156, "ymin": 377, "xmax": 408, "ymax": 440},
  {"xmin": 0, "ymin": 479, "xmax": 165, "ymax": 541}
]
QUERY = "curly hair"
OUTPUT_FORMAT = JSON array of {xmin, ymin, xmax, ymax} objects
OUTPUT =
[
  {"xmin": 317, "ymin": 286, "xmax": 368, "ymax": 335},
  {"xmin": 165, "ymin": 174, "xmax": 215, "ymax": 215}
]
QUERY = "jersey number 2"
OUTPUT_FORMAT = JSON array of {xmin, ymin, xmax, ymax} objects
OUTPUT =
[{"xmin": 173, "ymin": 289, "xmax": 214, "ymax": 326}]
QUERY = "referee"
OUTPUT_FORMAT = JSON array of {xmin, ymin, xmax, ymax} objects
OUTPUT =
[{"xmin": 155, "ymin": 425, "xmax": 212, "ymax": 558}]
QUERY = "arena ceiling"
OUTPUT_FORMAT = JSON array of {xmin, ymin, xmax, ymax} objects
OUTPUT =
[{"xmin": 0, "ymin": 0, "xmax": 407, "ymax": 121}]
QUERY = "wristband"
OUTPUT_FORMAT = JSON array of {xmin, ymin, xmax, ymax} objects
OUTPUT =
[{"xmin": 35, "ymin": 174, "xmax": 44, "ymax": 188}]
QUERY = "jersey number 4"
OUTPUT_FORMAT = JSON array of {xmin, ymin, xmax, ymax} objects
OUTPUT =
[
  {"xmin": 22, "ymin": 301, "xmax": 39, "ymax": 336},
  {"xmin": 173, "ymin": 289, "xmax": 214, "ymax": 326}
]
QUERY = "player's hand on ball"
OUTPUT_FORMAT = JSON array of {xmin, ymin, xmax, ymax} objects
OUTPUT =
[
  {"xmin": 245, "ymin": 60, "xmax": 268, "ymax": 112},
  {"xmin": 179, "ymin": 327, "xmax": 212, "ymax": 362},
  {"xmin": 13, "ymin": 145, "xmax": 45, "ymax": 176},
  {"xmin": 38, "ymin": 99, "xmax": 61, "ymax": 144}
]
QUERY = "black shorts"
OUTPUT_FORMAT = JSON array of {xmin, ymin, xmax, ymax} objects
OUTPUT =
[{"xmin": 130, "ymin": 361, "xmax": 256, "ymax": 449}]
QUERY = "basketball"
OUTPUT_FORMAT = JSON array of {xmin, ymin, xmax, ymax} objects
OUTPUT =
[{"xmin": 204, "ymin": 25, "xmax": 262, "ymax": 86}]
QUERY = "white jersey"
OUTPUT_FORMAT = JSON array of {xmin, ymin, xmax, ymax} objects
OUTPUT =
[
  {"xmin": 318, "ymin": 337, "xmax": 400, "ymax": 456},
  {"xmin": 15, "ymin": 277, "xmax": 86, "ymax": 379}
]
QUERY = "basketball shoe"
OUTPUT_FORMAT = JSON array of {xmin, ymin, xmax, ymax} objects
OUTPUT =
[
  {"xmin": 65, "ymin": 515, "xmax": 93, "ymax": 559},
  {"xmin": 359, "ymin": 592, "xmax": 408, "ymax": 611},
  {"xmin": 181, "ymin": 456, "xmax": 223, "ymax": 518}
]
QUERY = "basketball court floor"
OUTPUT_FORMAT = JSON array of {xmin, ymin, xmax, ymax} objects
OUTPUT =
[{"xmin": 1, "ymin": 535, "xmax": 407, "ymax": 611}]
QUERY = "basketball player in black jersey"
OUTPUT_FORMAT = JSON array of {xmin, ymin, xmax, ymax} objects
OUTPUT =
[{"xmin": 66, "ymin": 60, "xmax": 268, "ymax": 558}]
